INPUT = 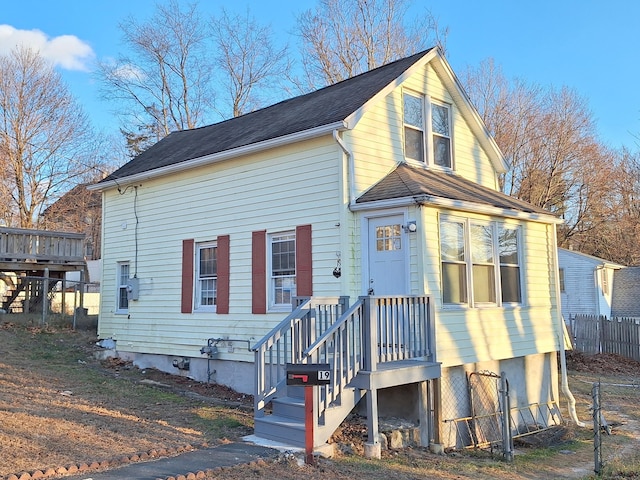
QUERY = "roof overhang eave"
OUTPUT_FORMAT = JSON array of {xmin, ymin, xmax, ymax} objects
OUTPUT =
[
  {"xmin": 351, "ymin": 194, "xmax": 562, "ymax": 224},
  {"xmin": 89, "ymin": 121, "xmax": 349, "ymax": 192}
]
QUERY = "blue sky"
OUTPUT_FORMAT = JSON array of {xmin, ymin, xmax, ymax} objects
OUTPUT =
[{"xmin": 2, "ymin": 0, "xmax": 639, "ymax": 150}]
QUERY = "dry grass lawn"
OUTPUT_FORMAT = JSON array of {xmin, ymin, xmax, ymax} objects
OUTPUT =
[{"xmin": 1, "ymin": 319, "xmax": 639, "ymax": 480}]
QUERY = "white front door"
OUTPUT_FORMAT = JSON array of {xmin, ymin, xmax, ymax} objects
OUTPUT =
[{"xmin": 367, "ymin": 215, "xmax": 408, "ymax": 295}]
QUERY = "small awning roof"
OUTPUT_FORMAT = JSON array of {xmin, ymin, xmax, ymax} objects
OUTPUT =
[{"xmin": 356, "ymin": 163, "xmax": 553, "ymax": 217}]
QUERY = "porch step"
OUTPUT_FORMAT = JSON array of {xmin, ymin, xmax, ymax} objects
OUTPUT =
[
  {"xmin": 254, "ymin": 414, "xmax": 306, "ymax": 447},
  {"xmin": 272, "ymin": 396, "xmax": 305, "ymax": 420}
]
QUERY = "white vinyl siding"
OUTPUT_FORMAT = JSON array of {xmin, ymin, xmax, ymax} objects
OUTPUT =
[
  {"xmin": 98, "ymin": 137, "xmax": 343, "ymax": 360},
  {"xmin": 349, "ymin": 63, "xmax": 499, "ymax": 200},
  {"xmin": 427, "ymin": 211, "xmax": 559, "ymax": 367}
]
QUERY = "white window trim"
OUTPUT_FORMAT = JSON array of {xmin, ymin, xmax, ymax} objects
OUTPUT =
[
  {"xmin": 403, "ymin": 90, "xmax": 426, "ymax": 163},
  {"xmin": 268, "ymin": 231, "xmax": 297, "ymax": 312},
  {"xmin": 429, "ymin": 98, "xmax": 454, "ymax": 170},
  {"xmin": 469, "ymin": 220, "xmax": 499, "ymax": 306},
  {"xmin": 498, "ymin": 224, "xmax": 524, "ymax": 306},
  {"xmin": 440, "ymin": 216, "xmax": 524, "ymax": 309},
  {"xmin": 402, "ymin": 89, "xmax": 454, "ymax": 170},
  {"xmin": 194, "ymin": 241, "xmax": 217, "ymax": 312},
  {"xmin": 115, "ymin": 261, "xmax": 130, "ymax": 314}
]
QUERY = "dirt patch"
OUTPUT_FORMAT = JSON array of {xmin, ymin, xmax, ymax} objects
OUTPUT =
[{"xmin": 566, "ymin": 350, "xmax": 640, "ymax": 376}]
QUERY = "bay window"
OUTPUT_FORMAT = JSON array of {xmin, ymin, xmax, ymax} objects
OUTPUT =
[{"xmin": 440, "ymin": 217, "xmax": 522, "ymax": 307}]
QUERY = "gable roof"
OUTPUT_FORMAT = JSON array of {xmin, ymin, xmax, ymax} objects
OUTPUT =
[
  {"xmin": 558, "ymin": 248, "xmax": 625, "ymax": 268},
  {"xmin": 355, "ymin": 163, "xmax": 559, "ymax": 222},
  {"xmin": 93, "ymin": 48, "xmax": 507, "ymax": 190},
  {"xmin": 97, "ymin": 49, "xmax": 434, "ymax": 186}
]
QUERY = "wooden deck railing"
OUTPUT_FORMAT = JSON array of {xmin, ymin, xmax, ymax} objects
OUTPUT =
[{"xmin": 0, "ymin": 227, "xmax": 85, "ymax": 263}]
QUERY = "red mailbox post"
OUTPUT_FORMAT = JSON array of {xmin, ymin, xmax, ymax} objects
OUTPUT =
[{"xmin": 286, "ymin": 363, "xmax": 331, "ymax": 464}]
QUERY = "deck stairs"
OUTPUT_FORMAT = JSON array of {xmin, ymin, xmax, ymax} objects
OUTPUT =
[
  {"xmin": 252, "ymin": 295, "xmax": 440, "ymax": 449},
  {"xmin": 1, "ymin": 274, "xmax": 59, "ymax": 313}
]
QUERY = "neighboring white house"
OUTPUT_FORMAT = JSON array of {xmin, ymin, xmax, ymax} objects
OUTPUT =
[
  {"xmin": 558, "ymin": 248, "xmax": 625, "ymax": 321},
  {"xmin": 90, "ymin": 48, "xmax": 567, "ymax": 454}
]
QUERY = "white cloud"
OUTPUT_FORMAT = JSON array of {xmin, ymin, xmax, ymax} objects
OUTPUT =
[{"xmin": 0, "ymin": 24, "xmax": 95, "ymax": 71}]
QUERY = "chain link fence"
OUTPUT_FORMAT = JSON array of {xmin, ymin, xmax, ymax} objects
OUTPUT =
[
  {"xmin": 0, "ymin": 275, "xmax": 99, "ymax": 329},
  {"xmin": 439, "ymin": 366, "xmax": 562, "ymax": 460},
  {"xmin": 590, "ymin": 376, "xmax": 640, "ymax": 475}
]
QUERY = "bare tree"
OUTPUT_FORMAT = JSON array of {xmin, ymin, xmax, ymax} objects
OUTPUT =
[
  {"xmin": 97, "ymin": 0, "xmax": 213, "ymax": 148},
  {"xmin": 297, "ymin": 0, "xmax": 448, "ymax": 88},
  {"xmin": 0, "ymin": 47, "xmax": 100, "ymax": 228},
  {"xmin": 211, "ymin": 8, "xmax": 291, "ymax": 117},
  {"xmin": 462, "ymin": 59, "xmax": 616, "ymax": 250}
]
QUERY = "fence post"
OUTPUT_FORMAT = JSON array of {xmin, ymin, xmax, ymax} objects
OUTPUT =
[
  {"xmin": 592, "ymin": 383, "xmax": 602, "ymax": 475},
  {"xmin": 500, "ymin": 373, "xmax": 513, "ymax": 462}
]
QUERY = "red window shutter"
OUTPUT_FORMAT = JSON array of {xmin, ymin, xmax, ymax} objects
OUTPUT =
[
  {"xmin": 217, "ymin": 235, "xmax": 230, "ymax": 314},
  {"xmin": 296, "ymin": 224, "xmax": 313, "ymax": 297},
  {"xmin": 252, "ymin": 230, "xmax": 267, "ymax": 314},
  {"xmin": 181, "ymin": 239, "xmax": 194, "ymax": 314}
]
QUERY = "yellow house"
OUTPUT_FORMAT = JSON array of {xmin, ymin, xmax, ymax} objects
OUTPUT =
[{"xmin": 90, "ymin": 48, "xmax": 565, "ymax": 456}]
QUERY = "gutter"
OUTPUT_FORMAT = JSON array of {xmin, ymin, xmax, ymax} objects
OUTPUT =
[
  {"xmin": 350, "ymin": 194, "xmax": 562, "ymax": 225},
  {"xmin": 552, "ymin": 225, "xmax": 586, "ymax": 427},
  {"xmin": 89, "ymin": 121, "xmax": 348, "ymax": 191},
  {"xmin": 332, "ymin": 130, "xmax": 356, "ymax": 206}
]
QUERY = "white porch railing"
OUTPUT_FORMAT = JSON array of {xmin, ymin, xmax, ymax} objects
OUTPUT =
[
  {"xmin": 253, "ymin": 295, "xmax": 436, "ymax": 424},
  {"xmin": 304, "ymin": 295, "xmax": 436, "ymax": 424},
  {"xmin": 252, "ymin": 296, "xmax": 349, "ymax": 416}
]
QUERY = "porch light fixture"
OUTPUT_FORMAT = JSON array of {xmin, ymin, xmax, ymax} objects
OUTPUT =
[{"xmin": 403, "ymin": 221, "xmax": 417, "ymax": 233}]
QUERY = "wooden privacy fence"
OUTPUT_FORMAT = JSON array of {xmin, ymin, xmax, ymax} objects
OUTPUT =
[{"xmin": 571, "ymin": 314, "xmax": 640, "ymax": 361}]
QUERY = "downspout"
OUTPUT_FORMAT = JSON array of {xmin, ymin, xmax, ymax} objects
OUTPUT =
[
  {"xmin": 552, "ymin": 225, "xmax": 586, "ymax": 427},
  {"xmin": 333, "ymin": 130, "xmax": 356, "ymax": 206}
]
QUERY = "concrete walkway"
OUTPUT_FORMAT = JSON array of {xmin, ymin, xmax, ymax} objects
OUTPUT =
[{"xmin": 64, "ymin": 442, "xmax": 280, "ymax": 480}]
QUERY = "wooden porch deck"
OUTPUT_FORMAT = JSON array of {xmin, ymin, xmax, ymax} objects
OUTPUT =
[
  {"xmin": 0, "ymin": 227, "xmax": 86, "ymax": 272},
  {"xmin": 1, "ymin": 227, "xmax": 87, "ymax": 313},
  {"xmin": 252, "ymin": 295, "xmax": 440, "ymax": 456}
]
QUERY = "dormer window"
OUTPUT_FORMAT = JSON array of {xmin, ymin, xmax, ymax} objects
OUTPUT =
[{"xmin": 403, "ymin": 91, "xmax": 452, "ymax": 169}]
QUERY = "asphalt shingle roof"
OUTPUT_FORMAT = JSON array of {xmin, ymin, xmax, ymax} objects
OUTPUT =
[
  {"xmin": 356, "ymin": 163, "xmax": 552, "ymax": 215},
  {"xmin": 101, "ymin": 49, "xmax": 434, "ymax": 183}
]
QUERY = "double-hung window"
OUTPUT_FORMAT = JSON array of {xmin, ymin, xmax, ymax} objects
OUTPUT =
[
  {"xmin": 440, "ymin": 217, "xmax": 522, "ymax": 307},
  {"xmin": 499, "ymin": 226, "xmax": 522, "ymax": 303},
  {"xmin": 403, "ymin": 91, "xmax": 452, "ymax": 168},
  {"xmin": 270, "ymin": 232, "xmax": 296, "ymax": 307},
  {"xmin": 196, "ymin": 242, "xmax": 217, "ymax": 310},
  {"xmin": 116, "ymin": 262, "xmax": 129, "ymax": 313},
  {"xmin": 440, "ymin": 220, "xmax": 467, "ymax": 304},
  {"xmin": 403, "ymin": 92, "xmax": 425, "ymax": 163},
  {"xmin": 470, "ymin": 224, "xmax": 496, "ymax": 304},
  {"xmin": 431, "ymin": 101, "xmax": 452, "ymax": 168}
]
